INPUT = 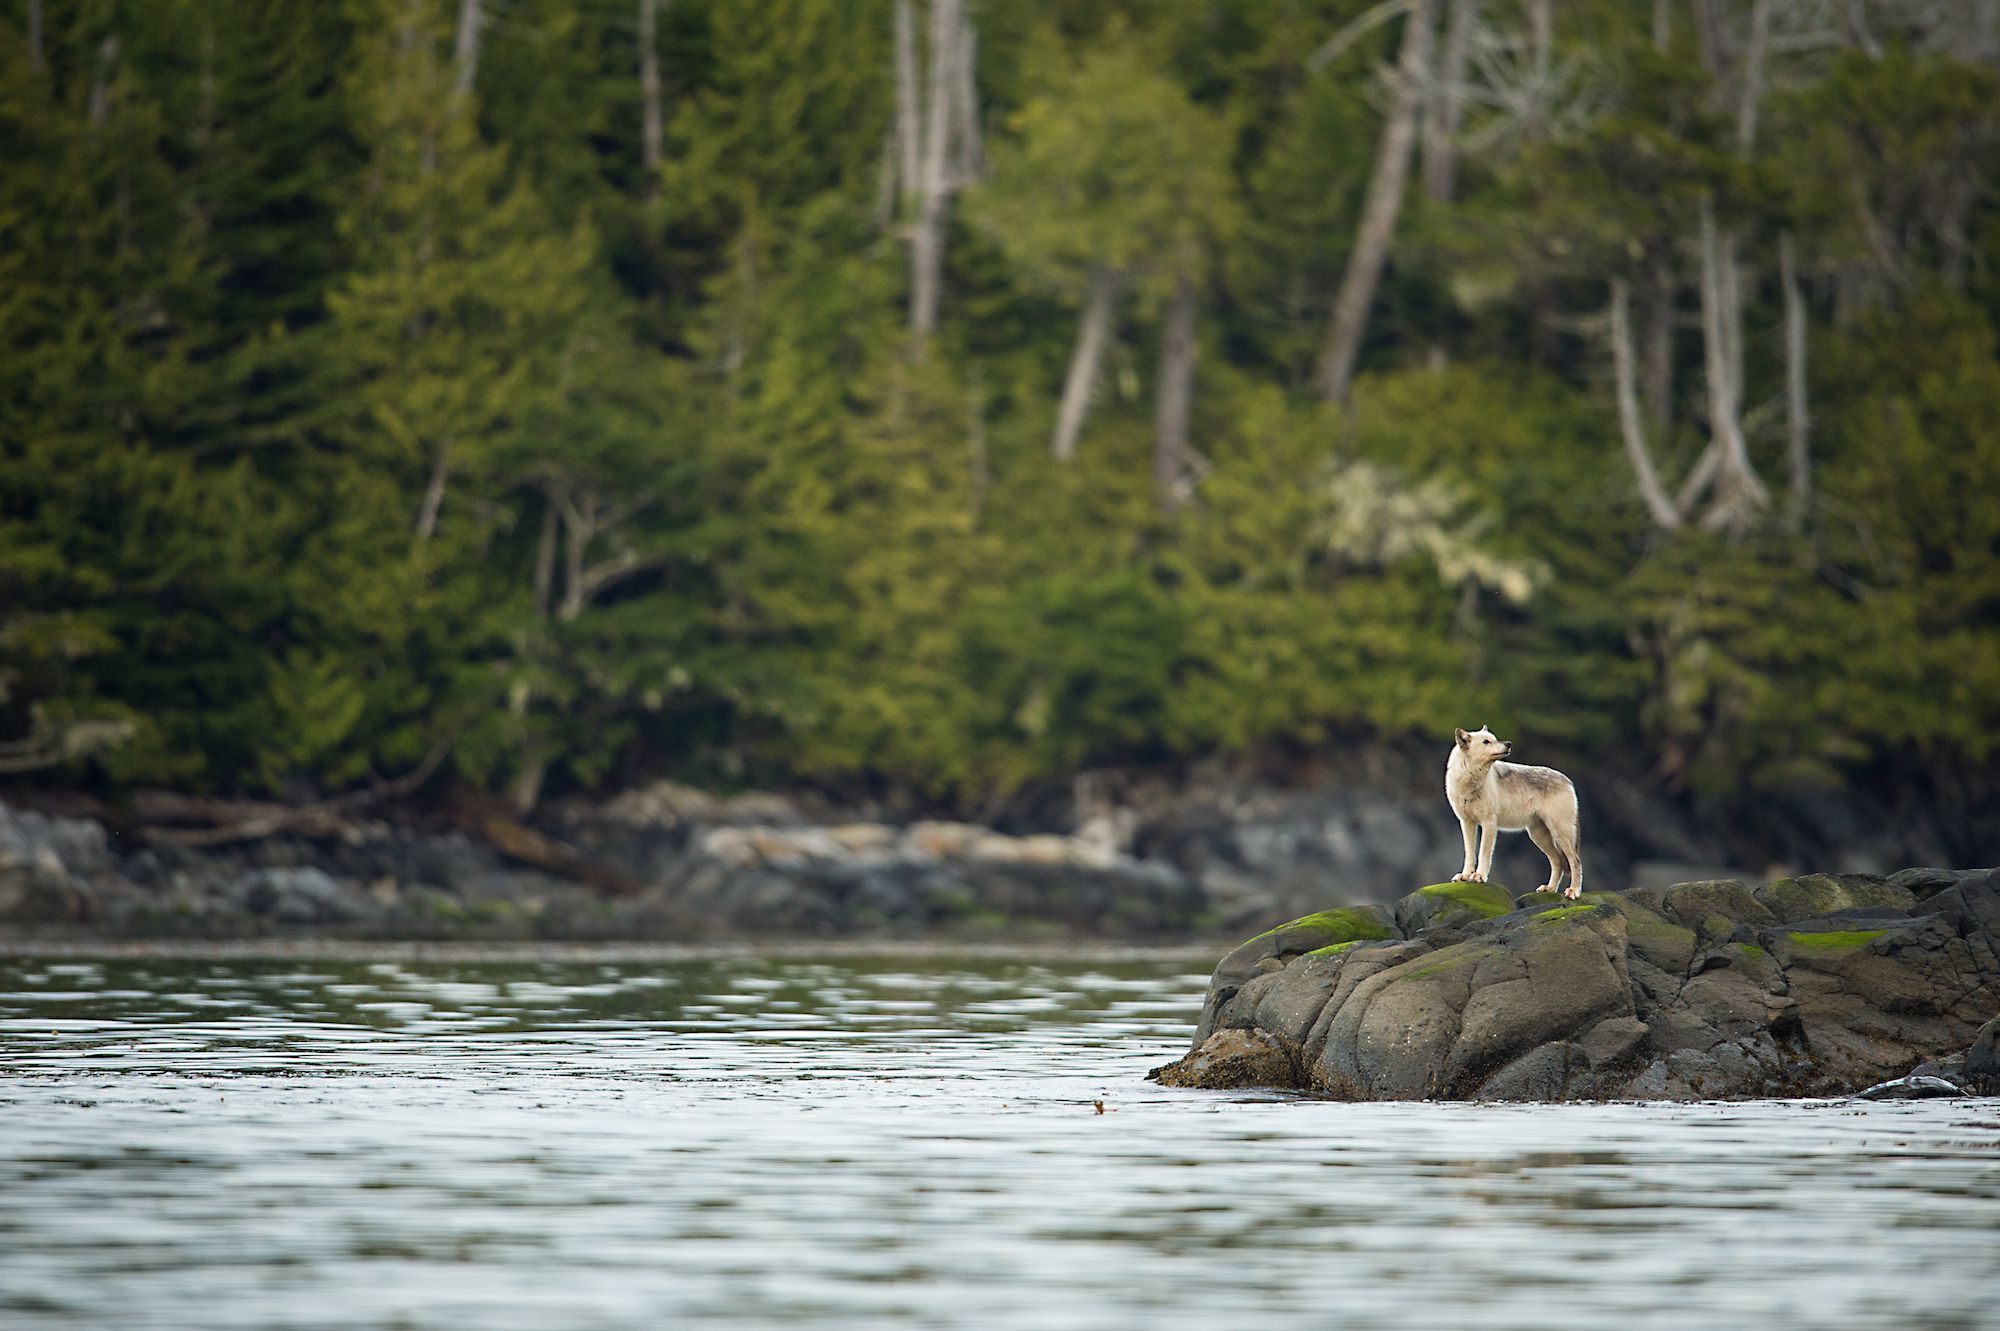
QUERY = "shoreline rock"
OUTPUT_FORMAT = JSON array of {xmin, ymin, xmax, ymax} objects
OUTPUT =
[{"xmin": 1151, "ymin": 871, "xmax": 2000, "ymax": 1101}]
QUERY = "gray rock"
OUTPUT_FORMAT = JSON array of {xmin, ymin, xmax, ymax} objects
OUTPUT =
[
  {"xmin": 1854, "ymin": 1075, "xmax": 1967, "ymax": 1101},
  {"xmin": 1162, "ymin": 865, "xmax": 2000, "ymax": 1101},
  {"xmin": 1966, "ymin": 1017, "xmax": 2000, "ymax": 1095},
  {"xmin": 224, "ymin": 867, "xmax": 359, "ymax": 926}
]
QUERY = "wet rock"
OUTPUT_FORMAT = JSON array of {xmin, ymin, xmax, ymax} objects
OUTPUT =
[
  {"xmin": 1391, "ymin": 880, "xmax": 1516, "ymax": 936},
  {"xmin": 1160, "ymin": 865, "xmax": 2000, "ymax": 1101},
  {"xmin": 225, "ymin": 867, "xmax": 361, "ymax": 926},
  {"xmin": 1149, "ymin": 1027, "xmax": 1304, "ymax": 1091},
  {"xmin": 1966, "ymin": 1017, "xmax": 2000, "ymax": 1095},
  {"xmin": 1854, "ymin": 1075, "xmax": 1967, "ymax": 1101}
]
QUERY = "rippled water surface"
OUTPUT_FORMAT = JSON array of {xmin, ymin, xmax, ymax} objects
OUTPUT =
[{"xmin": 3, "ymin": 948, "xmax": 1998, "ymax": 1329}]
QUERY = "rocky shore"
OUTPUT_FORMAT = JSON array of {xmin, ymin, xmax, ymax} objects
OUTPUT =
[
  {"xmin": 0, "ymin": 763, "xmax": 1987, "ymax": 942},
  {"xmin": 1150, "ymin": 869, "xmax": 2000, "ymax": 1100}
]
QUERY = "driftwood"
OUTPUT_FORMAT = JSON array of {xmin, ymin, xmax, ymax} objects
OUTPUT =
[
  {"xmin": 129, "ymin": 742, "xmax": 645, "ymax": 897},
  {"xmin": 467, "ymin": 809, "xmax": 644, "ymax": 896},
  {"xmin": 133, "ymin": 740, "xmax": 452, "ymax": 848}
]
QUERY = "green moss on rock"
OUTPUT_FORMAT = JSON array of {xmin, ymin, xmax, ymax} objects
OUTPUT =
[
  {"xmin": 1306, "ymin": 940, "xmax": 1365, "ymax": 958},
  {"xmin": 1785, "ymin": 928, "xmax": 1887, "ymax": 950},
  {"xmin": 1252, "ymin": 908, "xmax": 1395, "ymax": 945},
  {"xmin": 1414, "ymin": 880, "xmax": 1514, "ymax": 918}
]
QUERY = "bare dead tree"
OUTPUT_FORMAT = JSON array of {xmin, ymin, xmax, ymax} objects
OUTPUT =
[
  {"xmin": 1609, "ymin": 280, "xmax": 1684, "ymax": 530},
  {"xmin": 1315, "ymin": 0, "xmax": 1437, "ymax": 404},
  {"xmin": 893, "ymin": 0, "xmax": 922, "ymax": 207},
  {"xmin": 639, "ymin": 0, "xmax": 664, "ymax": 197},
  {"xmin": 556, "ymin": 488, "xmax": 664, "ymax": 621},
  {"xmin": 1654, "ymin": 0, "xmax": 1672, "ymax": 51},
  {"xmin": 414, "ymin": 437, "xmax": 453, "ymax": 544},
  {"xmin": 452, "ymin": 0, "xmax": 483, "ymax": 99},
  {"xmin": 1421, "ymin": 0, "xmax": 1478, "ymax": 204},
  {"xmin": 907, "ymin": 0, "xmax": 979, "ymax": 348},
  {"xmin": 87, "ymin": 34, "xmax": 120, "ymax": 126},
  {"xmin": 1696, "ymin": 192, "xmax": 1768, "ymax": 531},
  {"xmin": 1154, "ymin": 274, "xmax": 1197, "ymax": 513},
  {"xmin": 1051, "ymin": 266, "xmax": 1121, "ymax": 462},
  {"xmin": 1778, "ymin": 229, "xmax": 1811, "ymax": 533},
  {"xmin": 27, "ymin": 0, "xmax": 44, "ymax": 71}
]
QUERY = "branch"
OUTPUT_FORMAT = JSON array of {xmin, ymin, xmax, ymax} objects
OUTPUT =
[
  {"xmin": 1609, "ymin": 280, "xmax": 1683, "ymax": 530},
  {"xmin": 136, "ymin": 738, "xmax": 454, "ymax": 848},
  {"xmin": 1307, "ymin": 0, "xmax": 1414, "ymax": 73}
]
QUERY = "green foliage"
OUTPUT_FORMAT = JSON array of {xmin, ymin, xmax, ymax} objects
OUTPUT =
[{"xmin": 1, "ymin": 0, "xmax": 1996, "ymax": 812}]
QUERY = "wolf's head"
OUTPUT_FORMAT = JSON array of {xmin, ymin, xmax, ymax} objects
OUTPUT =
[{"xmin": 1453, "ymin": 725, "xmax": 1512, "ymax": 763}]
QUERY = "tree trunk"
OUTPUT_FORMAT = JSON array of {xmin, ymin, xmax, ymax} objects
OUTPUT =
[
  {"xmin": 414, "ymin": 442, "xmax": 450, "ymax": 544},
  {"xmin": 1844, "ymin": 0, "xmax": 1883, "ymax": 59},
  {"xmin": 533, "ymin": 489, "xmax": 560, "ymax": 617},
  {"xmin": 1314, "ymin": 0, "xmax": 1435, "ymax": 404},
  {"xmin": 1153, "ymin": 274, "xmax": 1197, "ymax": 514},
  {"xmin": 908, "ymin": 0, "xmax": 961, "ymax": 346},
  {"xmin": 1778, "ymin": 230, "xmax": 1810, "ymax": 534},
  {"xmin": 893, "ymin": 0, "xmax": 921, "ymax": 203},
  {"xmin": 1421, "ymin": 0, "xmax": 1476, "ymax": 205},
  {"xmin": 1642, "ymin": 247, "xmax": 1675, "ymax": 433},
  {"xmin": 1609, "ymin": 280, "xmax": 1682, "ymax": 530},
  {"xmin": 1696, "ymin": 193, "xmax": 1767, "ymax": 531},
  {"xmin": 1735, "ymin": 0, "xmax": 1770, "ymax": 155},
  {"xmin": 27, "ymin": 0, "xmax": 44, "ymax": 71},
  {"xmin": 452, "ymin": 0, "xmax": 483, "ymax": 99},
  {"xmin": 1653, "ymin": 0, "xmax": 1671, "ymax": 52},
  {"xmin": 1051, "ymin": 266, "xmax": 1120, "ymax": 463},
  {"xmin": 639, "ymin": 0, "xmax": 664, "ymax": 196}
]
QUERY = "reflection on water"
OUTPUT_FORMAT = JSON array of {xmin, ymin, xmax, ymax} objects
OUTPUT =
[{"xmin": 2, "ymin": 952, "xmax": 1997, "ymax": 1329}]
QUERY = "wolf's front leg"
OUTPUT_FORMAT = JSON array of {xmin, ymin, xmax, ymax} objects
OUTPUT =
[
  {"xmin": 1450, "ymin": 816, "xmax": 1479, "ymax": 881},
  {"xmin": 1470, "ymin": 823, "xmax": 1497, "ymax": 882}
]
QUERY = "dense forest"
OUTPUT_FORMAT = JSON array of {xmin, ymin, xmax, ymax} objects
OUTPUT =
[{"xmin": 2, "ymin": 0, "xmax": 1997, "ymax": 819}]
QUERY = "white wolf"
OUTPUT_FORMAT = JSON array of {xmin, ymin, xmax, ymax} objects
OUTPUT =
[{"xmin": 1445, "ymin": 726, "xmax": 1583, "ymax": 900}]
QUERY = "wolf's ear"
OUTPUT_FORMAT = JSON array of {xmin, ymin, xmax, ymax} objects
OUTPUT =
[{"xmin": 1454, "ymin": 728, "xmax": 1469, "ymax": 745}]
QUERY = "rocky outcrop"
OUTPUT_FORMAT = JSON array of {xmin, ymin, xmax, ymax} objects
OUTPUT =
[
  {"xmin": 1151, "ymin": 869, "xmax": 2000, "ymax": 1100},
  {"xmin": 0, "ymin": 796, "xmax": 1207, "ymax": 940}
]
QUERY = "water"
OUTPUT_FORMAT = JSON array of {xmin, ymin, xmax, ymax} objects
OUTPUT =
[{"xmin": 2, "ymin": 948, "xmax": 1998, "ymax": 1330}]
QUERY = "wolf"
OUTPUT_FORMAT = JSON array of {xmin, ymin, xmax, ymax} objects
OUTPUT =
[{"xmin": 1445, "ymin": 726, "xmax": 1583, "ymax": 900}]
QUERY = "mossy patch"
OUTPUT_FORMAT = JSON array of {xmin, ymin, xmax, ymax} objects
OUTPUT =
[
  {"xmin": 1531, "ymin": 903, "xmax": 1609, "ymax": 926},
  {"xmin": 1251, "ymin": 908, "xmax": 1394, "ymax": 945},
  {"xmin": 1414, "ymin": 880, "xmax": 1514, "ymax": 918},
  {"xmin": 1784, "ymin": 929, "xmax": 1886, "ymax": 950},
  {"xmin": 1306, "ymin": 939, "xmax": 1366, "ymax": 958}
]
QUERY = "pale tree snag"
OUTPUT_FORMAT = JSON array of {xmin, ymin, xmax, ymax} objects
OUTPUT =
[
  {"xmin": 1653, "ymin": 0, "xmax": 1670, "ymax": 52},
  {"xmin": 639, "ymin": 0, "xmax": 664, "ymax": 199},
  {"xmin": 1697, "ymin": 193, "xmax": 1767, "ymax": 532},
  {"xmin": 27, "ymin": 0, "xmax": 43, "ymax": 71},
  {"xmin": 1735, "ymin": 0, "xmax": 1770, "ymax": 155},
  {"xmin": 893, "ymin": 0, "xmax": 921, "ymax": 209},
  {"xmin": 556, "ymin": 488, "xmax": 665, "ymax": 622},
  {"xmin": 1779, "ymin": 229, "xmax": 1811, "ymax": 534},
  {"xmin": 1421, "ymin": 0, "xmax": 1477, "ymax": 204},
  {"xmin": 1609, "ymin": 280, "xmax": 1683, "ymax": 530},
  {"xmin": 1153, "ymin": 274, "xmax": 1198, "ymax": 514},
  {"xmin": 452, "ymin": 0, "xmax": 483, "ymax": 99},
  {"xmin": 908, "ymin": 0, "xmax": 963, "ymax": 346},
  {"xmin": 414, "ymin": 441, "xmax": 451, "ymax": 545},
  {"xmin": 1315, "ymin": 0, "xmax": 1436, "ymax": 404},
  {"xmin": 1051, "ymin": 266, "xmax": 1121, "ymax": 462}
]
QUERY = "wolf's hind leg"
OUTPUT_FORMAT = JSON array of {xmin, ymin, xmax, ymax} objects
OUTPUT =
[{"xmin": 1526, "ymin": 816, "xmax": 1563, "ymax": 895}]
